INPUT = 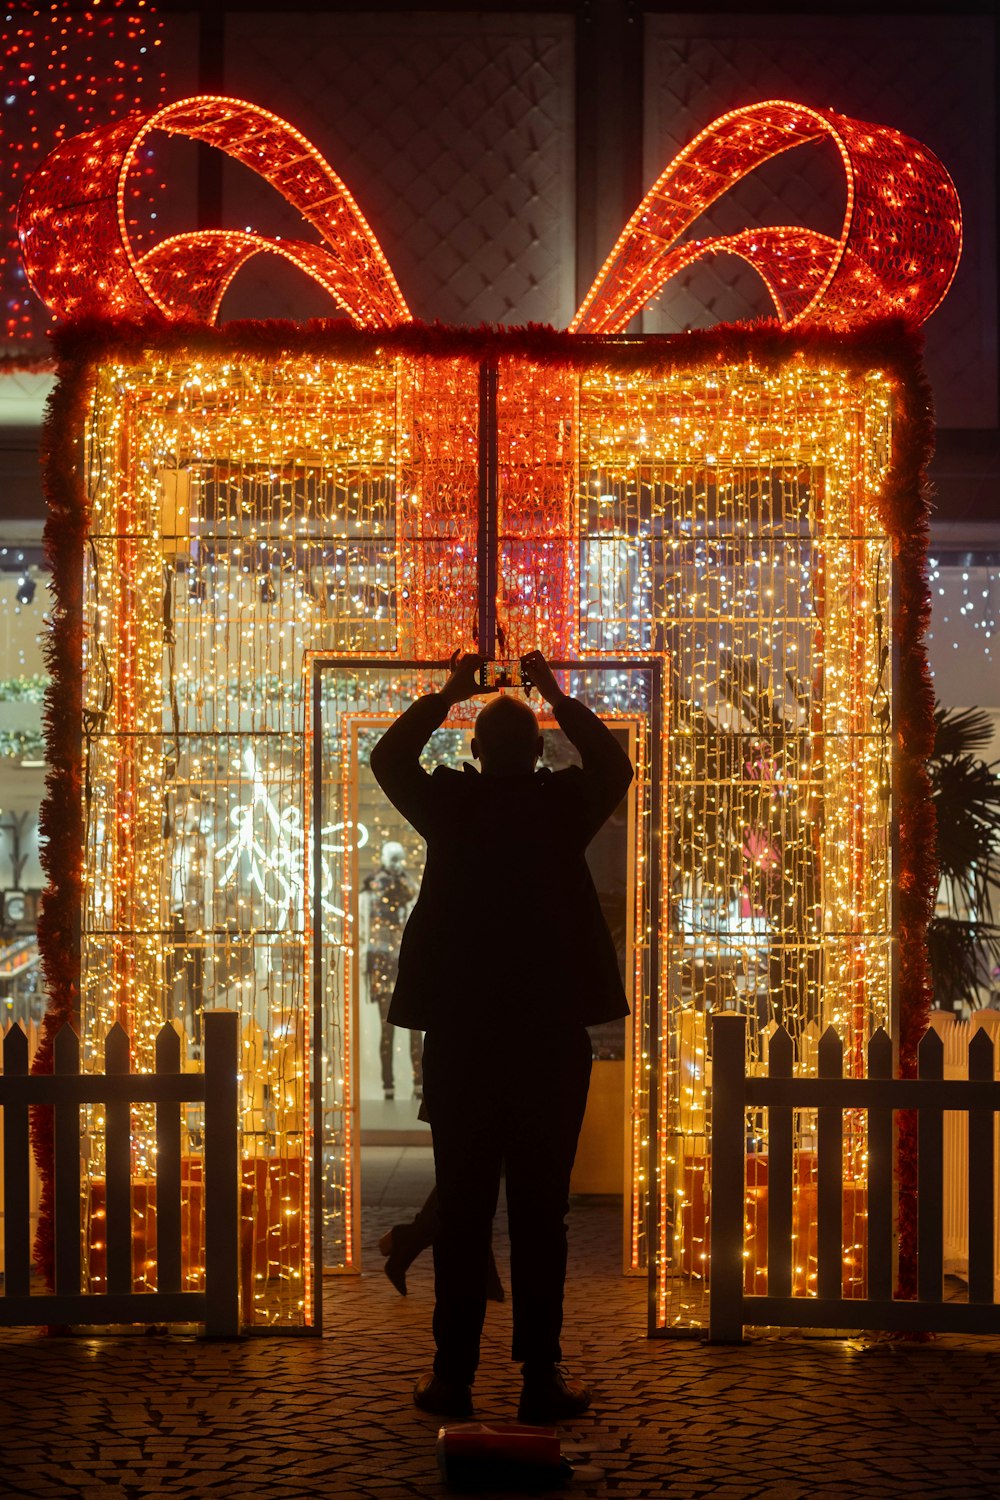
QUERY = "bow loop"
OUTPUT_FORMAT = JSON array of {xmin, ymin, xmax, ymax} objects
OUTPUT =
[
  {"xmin": 571, "ymin": 99, "xmax": 961, "ymax": 332},
  {"xmin": 18, "ymin": 95, "xmax": 411, "ymax": 328}
]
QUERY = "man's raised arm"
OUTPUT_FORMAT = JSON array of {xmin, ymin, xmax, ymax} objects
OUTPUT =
[
  {"xmin": 369, "ymin": 653, "xmax": 484, "ymax": 835},
  {"xmin": 520, "ymin": 650, "xmax": 634, "ymax": 838}
]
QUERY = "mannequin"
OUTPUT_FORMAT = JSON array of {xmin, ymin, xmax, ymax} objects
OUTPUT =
[{"xmin": 362, "ymin": 840, "xmax": 420, "ymax": 1100}]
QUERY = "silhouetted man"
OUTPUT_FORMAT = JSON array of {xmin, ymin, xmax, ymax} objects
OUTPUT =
[{"xmin": 370, "ymin": 649, "xmax": 633, "ymax": 1422}]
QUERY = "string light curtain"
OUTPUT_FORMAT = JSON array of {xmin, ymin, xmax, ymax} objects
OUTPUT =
[
  {"xmin": 571, "ymin": 359, "xmax": 895, "ymax": 1323},
  {"xmin": 34, "ymin": 317, "xmax": 933, "ymax": 1330},
  {"xmin": 73, "ymin": 348, "xmax": 489, "ymax": 1321}
]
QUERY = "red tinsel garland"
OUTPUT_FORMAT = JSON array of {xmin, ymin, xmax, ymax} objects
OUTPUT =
[
  {"xmin": 31, "ymin": 352, "xmax": 93, "ymax": 1287},
  {"xmin": 32, "ymin": 313, "xmax": 937, "ymax": 1297},
  {"xmin": 49, "ymin": 309, "xmax": 926, "ymax": 381},
  {"xmin": 874, "ymin": 334, "xmax": 939, "ymax": 1302}
]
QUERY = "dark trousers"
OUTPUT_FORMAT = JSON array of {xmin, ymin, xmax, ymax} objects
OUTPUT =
[
  {"xmin": 421, "ymin": 1021, "xmax": 592, "ymax": 1385},
  {"xmin": 369, "ymin": 953, "xmax": 423, "ymax": 1092}
]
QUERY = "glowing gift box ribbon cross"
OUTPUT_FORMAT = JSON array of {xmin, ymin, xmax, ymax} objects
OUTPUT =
[{"xmin": 18, "ymin": 94, "xmax": 961, "ymax": 331}]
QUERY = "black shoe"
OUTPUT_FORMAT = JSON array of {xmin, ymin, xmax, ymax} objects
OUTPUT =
[
  {"xmin": 384, "ymin": 1088, "xmax": 395, "ymax": 1101},
  {"xmin": 378, "ymin": 1227, "xmax": 410, "ymax": 1296},
  {"xmin": 517, "ymin": 1364, "xmax": 592, "ymax": 1424},
  {"xmin": 413, "ymin": 1371, "xmax": 474, "ymax": 1418}
]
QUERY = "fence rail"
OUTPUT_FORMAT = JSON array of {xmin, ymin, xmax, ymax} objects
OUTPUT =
[
  {"xmin": 0, "ymin": 1009, "xmax": 239, "ymax": 1334},
  {"xmin": 709, "ymin": 1012, "xmax": 1000, "ymax": 1341}
]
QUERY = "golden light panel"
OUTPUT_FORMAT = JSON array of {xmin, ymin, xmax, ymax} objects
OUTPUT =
[{"xmin": 69, "ymin": 345, "xmax": 895, "ymax": 1328}]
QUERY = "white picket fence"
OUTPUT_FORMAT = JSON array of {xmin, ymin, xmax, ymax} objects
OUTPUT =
[
  {"xmin": 0, "ymin": 1010, "xmax": 240, "ymax": 1333},
  {"xmin": 710, "ymin": 1012, "xmax": 1000, "ymax": 1341},
  {"xmin": 927, "ymin": 1009, "xmax": 1000, "ymax": 1296},
  {"xmin": 0, "ymin": 1017, "xmax": 42, "ymax": 1276}
]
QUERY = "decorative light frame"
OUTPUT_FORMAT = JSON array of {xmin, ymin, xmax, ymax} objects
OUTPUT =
[
  {"xmin": 33, "ymin": 319, "xmax": 935, "ymax": 1329},
  {"xmin": 24, "ymin": 88, "xmax": 952, "ymax": 1323}
]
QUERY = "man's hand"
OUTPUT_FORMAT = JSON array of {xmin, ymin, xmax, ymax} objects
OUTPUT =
[
  {"xmin": 439, "ymin": 650, "xmax": 491, "ymax": 707},
  {"xmin": 520, "ymin": 650, "xmax": 566, "ymax": 707}
]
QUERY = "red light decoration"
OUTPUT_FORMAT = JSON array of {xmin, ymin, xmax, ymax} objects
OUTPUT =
[
  {"xmin": 17, "ymin": 95, "xmax": 410, "ymax": 328},
  {"xmin": 20, "ymin": 89, "xmax": 959, "ymax": 1325},
  {"xmin": 18, "ymin": 95, "xmax": 960, "ymax": 333},
  {"xmin": 1, "ymin": 0, "xmax": 167, "ymax": 348},
  {"xmin": 571, "ymin": 100, "xmax": 962, "ymax": 332}
]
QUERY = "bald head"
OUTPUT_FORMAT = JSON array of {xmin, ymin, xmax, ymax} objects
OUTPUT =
[{"xmin": 472, "ymin": 695, "xmax": 543, "ymax": 775}]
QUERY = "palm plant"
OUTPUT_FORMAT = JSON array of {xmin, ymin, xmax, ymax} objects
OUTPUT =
[{"xmin": 927, "ymin": 703, "xmax": 1000, "ymax": 1010}]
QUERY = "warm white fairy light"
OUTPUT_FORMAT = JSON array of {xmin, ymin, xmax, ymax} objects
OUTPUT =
[
  {"xmin": 575, "ymin": 360, "xmax": 894, "ymax": 1325},
  {"xmin": 77, "ymin": 347, "xmax": 895, "ymax": 1329},
  {"xmin": 81, "ymin": 354, "xmax": 410, "ymax": 1323}
]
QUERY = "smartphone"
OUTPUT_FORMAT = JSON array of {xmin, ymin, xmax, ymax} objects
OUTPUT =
[{"xmin": 477, "ymin": 659, "xmax": 526, "ymax": 691}]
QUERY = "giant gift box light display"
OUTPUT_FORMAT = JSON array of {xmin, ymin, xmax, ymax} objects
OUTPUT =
[{"xmin": 20, "ymin": 96, "xmax": 959, "ymax": 1329}]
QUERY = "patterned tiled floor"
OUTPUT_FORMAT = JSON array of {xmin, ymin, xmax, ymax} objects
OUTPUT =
[{"xmin": 1, "ymin": 1148, "xmax": 998, "ymax": 1498}]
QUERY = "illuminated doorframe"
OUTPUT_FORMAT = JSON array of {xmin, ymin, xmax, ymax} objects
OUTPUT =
[{"xmin": 307, "ymin": 654, "xmax": 667, "ymax": 1334}]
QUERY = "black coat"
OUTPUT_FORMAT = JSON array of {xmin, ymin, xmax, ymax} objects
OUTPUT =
[{"xmin": 369, "ymin": 692, "xmax": 634, "ymax": 1030}]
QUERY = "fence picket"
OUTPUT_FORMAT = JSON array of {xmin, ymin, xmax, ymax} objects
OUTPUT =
[
  {"xmin": 917, "ymin": 1028, "xmax": 945, "ymax": 1302},
  {"xmin": 767, "ymin": 1027, "xmax": 793, "ymax": 1299},
  {"xmin": 867, "ymin": 1028, "xmax": 893, "ymax": 1301},
  {"xmin": 53, "ymin": 1023, "xmax": 81, "ymax": 1295},
  {"xmin": 204, "ymin": 1011, "xmax": 240, "ymax": 1338},
  {"xmin": 967, "ymin": 1028, "xmax": 995, "ymax": 1304},
  {"xmin": 2, "ymin": 1024, "xmax": 31, "ymax": 1297},
  {"xmin": 707, "ymin": 1013, "xmax": 746, "ymax": 1342},
  {"xmin": 104, "ymin": 1022, "xmax": 132, "ymax": 1297},
  {"xmin": 155, "ymin": 1024, "xmax": 182, "ymax": 1296},
  {"xmin": 816, "ymin": 1027, "xmax": 843, "ymax": 1301}
]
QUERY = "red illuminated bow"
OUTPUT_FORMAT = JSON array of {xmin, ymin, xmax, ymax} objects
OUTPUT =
[
  {"xmin": 17, "ymin": 96, "xmax": 411, "ymax": 329},
  {"xmin": 18, "ymin": 94, "xmax": 961, "ymax": 331},
  {"xmin": 572, "ymin": 100, "xmax": 962, "ymax": 332}
]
